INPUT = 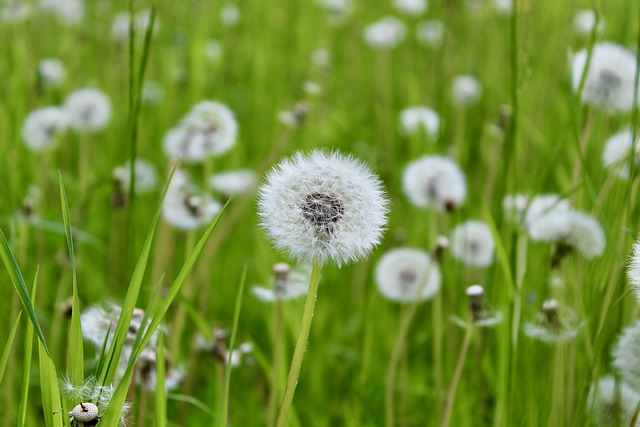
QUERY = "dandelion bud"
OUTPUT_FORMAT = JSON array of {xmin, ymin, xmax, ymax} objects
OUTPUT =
[
  {"xmin": 466, "ymin": 285, "xmax": 485, "ymax": 322},
  {"xmin": 432, "ymin": 236, "xmax": 449, "ymax": 263}
]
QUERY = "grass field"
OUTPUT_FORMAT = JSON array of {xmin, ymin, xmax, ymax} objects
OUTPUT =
[{"xmin": 1, "ymin": 0, "xmax": 640, "ymax": 426}]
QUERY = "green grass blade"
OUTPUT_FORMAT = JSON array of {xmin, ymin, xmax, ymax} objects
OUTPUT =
[
  {"xmin": 0, "ymin": 227, "xmax": 50, "ymax": 356},
  {"xmin": 38, "ymin": 340, "xmax": 63, "ymax": 427},
  {"xmin": 216, "ymin": 265, "xmax": 247, "ymax": 427},
  {"xmin": 99, "ymin": 164, "xmax": 177, "ymax": 386},
  {"xmin": 18, "ymin": 268, "xmax": 38, "ymax": 426},
  {"xmin": 59, "ymin": 173, "xmax": 83, "ymax": 386},
  {"xmin": 155, "ymin": 329, "xmax": 167, "ymax": 427},
  {"xmin": 99, "ymin": 201, "xmax": 229, "ymax": 427},
  {"xmin": 0, "ymin": 311, "xmax": 22, "ymax": 385}
]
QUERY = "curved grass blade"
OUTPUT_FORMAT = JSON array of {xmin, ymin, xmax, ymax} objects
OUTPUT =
[
  {"xmin": 38, "ymin": 339, "xmax": 63, "ymax": 427},
  {"xmin": 155, "ymin": 330, "xmax": 167, "ymax": 427},
  {"xmin": 0, "ymin": 311, "xmax": 22, "ymax": 385}
]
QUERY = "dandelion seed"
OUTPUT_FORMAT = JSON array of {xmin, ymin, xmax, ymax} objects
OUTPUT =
[
  {"xmin": 220, "ymin": 3, "xmax": 240, "ymax": 27},
  {"xmin": 398, "ymin": 106, "xmax": 439, "ymax": 138},
  {"xmin": 523, "ymin": 194, "xmax": 570, "ymax": 230},
  {"xmin": 112, "ymin": 159, "xmax": 158, "ymax": 195},
  {"xmin": 571, "ymin": 42, "xmax": 639, "ymax": 114},
  {"xmin": 363, "ymin": 16, "xmax": 406, "ymax": 50},
  {"xmin": 393, "ymin": 0, "xmax": 427, "ymax": 16},
  {"xmin": 403, "ymin": 156, "xmax": 466, "ymax": 211},
  {"xmin": 258, "ymin": 150, "xmax": 389, "ymax": 267},
  {"xmin": 375, "ymin": 248, "xmax": 441, "ymax": 303},
  {"xmin": 451, "ymin": 75, "xmax": 482, "ymax": 107},
  {"xmin": 162, "ymin": 170, "xmax": 222, "ymax": 230},
  {"xmin": 573, "ymin": 9, "xmax": 604, "ymax": 38},
  {"xmin": 523, "ymin": 299, "xmax": 582, "ymax": 343},
  {"xmin": 38, "ymin": 58, "xmax": 66, "ymax": 88},
  {"xmin": 22, "ymin": 107, "xmax": 69, "ymax": 151},
  {"xmin": 450, "ymin": 221, "xmax": 495, "ymax": 267},
  {"xmin": 612, "ymin": 320, "xmax": 640, "ymax": 390},
  {"xmin": 210, "ymin": 169, "xmax": 256, "ymax": 198},
  {"xmin": 602, "ymin": 128, "xmax": 640, "ymax": 180},
  {"xmin": 416, "ymin": 20, "xmax": 444, "ymax": 48},
  {"xmin": 64, "ymin": 88, "xmax": 112, "ymax": 132},
  {"xmin": 252, "ymin": 263, "xmax": 311, "ymax": 302},
  {"xmin": 588, "ymin": 376, "xmax": 640, "ymax": 427}
]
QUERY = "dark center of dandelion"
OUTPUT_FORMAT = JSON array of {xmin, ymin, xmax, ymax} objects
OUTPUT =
[
  {"xmin": 302, "ymin": 192, "xmax": 344, "ymax": 237},
  {"xmin": 184, "ymin": 195, "xmax": 203, "ymax": 217},
  {"xmin": 398, "ymin": 269, "xmax": 417, "ymax": 294}
]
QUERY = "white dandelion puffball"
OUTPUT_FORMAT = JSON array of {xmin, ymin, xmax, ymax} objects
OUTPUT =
[
  {"xmin": 314, "ymin": 0, "xmax": 354, "ymax": 25},
  {"xmin": 210, "ymin": 169, "xmax": 256, "ymax": 197},
  {"xmin": 258, "ymin": 150, "xmax": 389, "ymax": 266},
  {"xmin": 111, "ymin": 10, "xmax": 158, "ymax": 41},
  {"xmin": 588, "ymin": 376, "xmax": 640, "ymax": 427},
  {"xmin": 205, "ymin": 39, "xmax": 223, "ymax": 62},
  {"xmin": 398, "ymin": 106, "xmax": 440, "ymax": 138},
  {"xmin": 375, "ymin": 248, "xmax": 441, "ymax": 303},
  {"xmin": 528, "ymin": 210, "xmax": 605, "ymax": 259},
  {"xmin": 311, "ymin": 48, "xmax": 330, "ymax": 68},
  {"xmin": 393, "ymin": 0, "xmax": 427, "ymax": 16},
  {"xmin": 573, "ymin": 9, "xmax": 604, "ymax": 38},
  {"xmin": 403, "ymin": 155, "xmax": 467, "ymax": 211},
  {"xmin": 627, "ymin": 239, "xmax": 640, "ymax": 302},
  {"xmin": 416, "ymin": 20, "xmax": 444, "ymax": 48},
  {"xmin": 162, "ymin": 170, "xmax": 222, "ymax": 230},
  {"xmin": 450, "ymin": 221, "xmax": 495, "ymax": 267},
  {"xmin": 220, "ymin": 3, "xmax": 240, "ymax": 27},
  {"xmin": 22, "ymin": 107, "xmax": 69, "ymax": 151},
  {"xmin": 252, "ymin": 264, "xmax": 311, "ymax": 302},
  {"xmin": 612, "ymin": 320, "xmax": 640, "ymax": 389},
  {"xmin": 523, "ymin": 194, "xmax": 570, "ymax": 230},
  {"xmin": 64, "ymin": 88, "xmax": 112, "ymax": 132},
  {"xmin": 602, "ymin": 128, "xmax": 640, "ymax": 180},
  {"xmin": 38, "ymin": 58, "xmax": 66, "ymax": 88},
  {"xmin": 163, "ymin": 101, "xmax": 238, "ymax": 163},
  {"xmin": 112, "ymin": 159, "xmax": 158, "ymax": 194},
  {"xmin": 69, "ymin": 403, "xmax": 99, "ymax": 422},
  {"xmin": 40, "ymin": 0, "xmax": 84, "ymax": 25},
  {"xmin": 571, "ymin": 42, "xmax": 639, "ymax": 114},
  {"xmin": 2, "ymin": 2, "xmax": 31, "ymax": 23},
  {"xmin": 492, "ymin": 0, "xmax": 512, "ymax": 16},
  {"xmin": 363, "ymin": 16, "xmax": 406, "ymax": 50},
  {"xmin": 451, "ymin": 75, "xmax": 482, "ymax": 107}
]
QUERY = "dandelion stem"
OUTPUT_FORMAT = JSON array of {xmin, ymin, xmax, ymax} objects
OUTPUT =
[
  {"xmin": 275, "ymin": 262, "xmax": 322, "ymax": 427},
  {"xmin": 268, "ymin": 299, "xmax": 283, "ymax": 427},
  {"xmin": 570, "ymin": 109, "xmax": 597, "ymax": 203},
  {"xmin": 440, "ymin": 324, "xmax": 474, "ymax": 427}
]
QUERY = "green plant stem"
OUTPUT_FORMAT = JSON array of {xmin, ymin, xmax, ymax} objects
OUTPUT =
[
  {"xmin": 268, "ymin": 299, "xmax": 283, "ymax": 427},
  {"xmin": 275, "ymin": 262, "xmax": 322, "ymax": 427},
  {"xmin": 169, "ymin": 231, "xmax": 197, "ymax": 358},
  {"xmin": 440, "ymin": 324, "xmax": 474, "ymax": 427}
]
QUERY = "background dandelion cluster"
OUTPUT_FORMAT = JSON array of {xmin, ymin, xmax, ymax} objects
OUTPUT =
[{"xmin": 1, "ymin": 0, "xmax": 640, "ymax": 426}]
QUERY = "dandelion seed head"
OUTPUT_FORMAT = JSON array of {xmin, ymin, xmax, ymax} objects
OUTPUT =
[
  {"xmin": 588, "ymin": 376, "xmax": 640, "ymax": 427},
  {"xmin": 602, "ymin": 128, "xmax": 640, "ymax": 180},
  {"xmin": 314, "ymin": 0, "xmax": 354, "ymax": 25},
  {"xmin": 393, "ymin": 0, "xmax": 427, "ymax": 16},
  {"xmin": 38, "ymin": 58, "xmax": 66, "ymax": 88},
  {"xmin": 210, "ymin": 169, "xmax": 256, "ymax": 197},
  {"xmin": 416, "ymin": 20, "xmax": 444, "ymax": 48},
  {"xmin": 523, "ymin": 194, "xmax": 570, "ymax": 230},
  {"xmin": 2, "ymin": 1, "xmax": 31, "ymax": 23},
  {"xmin": 524, "ymin": 299, "xmax": 582, "ymax": 343},
  {"xmin": 612, "ymin": 320, "xmax": 640, "ymax": 389},
  {"xmin": 451, "ymin": 75, "xmax": 482, "ymax": 107},
  {"xmin": 403, "ymin": 156, "xmax": 466, "ymax": 211},
  {"xmin": 40, "ymin": 0, "xmax": 84, "ymax": 25},
  {"xmin": 627, "ymin": 239, "xmax": 640, "ymax": 303},
  {"xmin": 375, "ymin": 248, "xmax": 441, "ymax": 303},
  {"xmin": 573, "ymin": 9, "xmax": 604, "ymax": 38},
  {"xmin": 252, "ymin": 263, "xmax": 311, "ymax": 302},
  {"xmin": 64, "ymin": 88, "xmax": 112, "ymax": 132},
  {"xmin": 363, "ymin": 16, "xmax": 406, "ymax": 49},
  {"xmin": 220, "ymin": 3, "xmax": 240, "ymax": 27},
  {"xmin": 398, "ymin": 106, "xmax": 439, "ymax": 138},
  {"xmin": 528, "ymin": 210, "xmax": 605, "ymax": 259},
  {"xmin": 205, "ymin": 39, "xmax": 223, "ymax": 62},
  {"xmin": 113, "ymin": 159, "xmax": 158, "ymax": 194},
  {"xmin": 22, "ymin": 107, "xmax": 69, "ymax": 151},
  {"xmin": 258, "ymin": 150, "xmax": 389, "ymax": 267},
  {"xmin": 450, "ymin": 221, "xmax": 495, "ymax": 267}
]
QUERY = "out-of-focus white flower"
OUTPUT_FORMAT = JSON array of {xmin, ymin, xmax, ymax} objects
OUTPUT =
[
  {"xmin": 314, "ymin": 0, "xmax": 354, "ymax": 25},
  {"xmin": 252, "ymin": 263, "xmax": 311, "ymax": 302},
  {"xmin": 311, "ymin": 48, "xmax": 330, "ymax": 69},
  {"xmin": 363, "ymin": 16, "xmax": 406, "ymax": 50},
  {"xmin": 627, "ymin": 239, "xmax": 640, "ymax": 303},
  {"xmin": 220, "ymin": 3, "xmax": 240, "ymax": 27},
  {"xmin": 278, "ymin": 102, "xmax": 308, "ymax": 128},
  {"xmin": 112, "ymin": 159, "xmax": 158, "ymax": 194},
  {"xmin": 258, "ymin": 150, "xmax": 389, "ymax": 267},
  {"xmin": 416, "ymin": 20, "xmax": 444, "ymax": 48},
  {"xmin": 2, "ymin": 1, "xmax": 31, "ymax": 23},
  {"xmin": 197, "ymin": 328, "xmax": 253, "ymax": 367},
  {"xmin": 61, "ymin": 376, "xmax": 130, "ymax": 426},
  {"xmin": 22, "ymin": 107, "xmax": 69, "ymax": 151},
  {"xmin": 502, "ymin": 194, "xmax": 529, "ymax": 224},
  {"xmin": 141, "ymin": 81, "xmax": 164, "ymax": 106},
  {"xmin": 524, "ymin": 299, "xmax": 582, "ymax": 343},
  {"xmin": 162, "ymin": 170, "xmax": 222, "ymax": 230},
  {"xmin": 39, "ymin": 0, "xmax": 84, "ymax": 25},
  {"xmin": 492, "ymin": 0, "xmax": 512, "ymax": 16},
  {"xmin": 403, "ymin": 156, "xmax": 466, "ymax": 211},
  {"xmin": 588, "ymin": 376, "xmax": 640, "ymax": 427},
  {"xmin": 135, "ymin": 349, "xmax": 184, "ymax": 392},
  {"xmin": 612, "ymin": 320, "xmax": 640, "ymax": 389},
  {"xmin": 38, "ymin": 58, "xmax": 66, "ymax": 88},
  {"xmin": 523, "ymin": 194, "xmax": 570, "ymax": 231},
  {"xmin": 303, "ymin": 81, "xmax": 322, "ymax": 96},
  {"xmin": 205, "ymin": 39, "xmax": 223, "ymax": 62},
  {"xmin": 209, "ymin": 169, "xmax": 256, "ymax": 197},
  {"xmin": 450, "ymin": 221, "xmax": 495, "ymax": 268},
  {"xmin": 571, "ymin": 42, "xmax": 639, "ymax": 114},
  {"xmin": 111, "ymin": 9, "xmax": 159, "ymax": 41},
  {"xmin": 528, "ymin": 209, "xmax": 605, "ymax": 259},
  {"xmin": 393, "ymin": 0, "xmax": 427, "ymax": 16},
  {"xmin": 163, "ymin": 101, "xmax": 238, "ymax": 163},
  {"xmin": 573, "ymin": 9, "xmax": 604, "ymax": 38},
  {"xmin": 452, "ymin": 285, "xmax": 503, "ymax": 327},
  {"xmin": 602, "ymin": 128, "xmax": 640, "ymax": 180},
  {"xmin": 375, "ymin": 248, "xmax": 441, "ymax": 303},
  {"xmin": 398, "ymin": 106, "xmax": 439, "ymax": 138},
  {"xmin": 451, "ymin": 75, "xmax": 482, "ymax": 107},
  {"xmin": 64, "ymin": 88, "xmax": 112, "ymax": 132}
]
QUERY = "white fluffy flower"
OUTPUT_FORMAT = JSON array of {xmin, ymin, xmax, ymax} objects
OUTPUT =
[
  {"xmin": 64, "ymin": 88, "xmax": 112, "ymax": 132},
  {"xmin": 528, "ymin": 210, "xmax": 605, "ymax": 259},
  {"xmin": 39, "ymin": 0, "xmax": 84, "ymax": 25},
  {"xmin": 314, "ymin": 0, "xmax": 354, "ymax": 25},
  {"xmin": 205, "ymin": 39, "xmax": 223, "ymax": 62},
  {"xmin": 398, "ymin": 106, "xmax": 439, "ymax": 138},
  {"xmin": 523, "ymin": 299, "xmax": 581, "ymax": 343},
  {"xmin": 220, "ymin": 3, "xmax": 240, "ymax": 27},
  {"xmin": 112, "ymin": 159, "xmax": 158, "ymax": 194},
  {"xmin": 523, "ymin": 194, "xmax": 570, "ymax": 230},
  {"xmin": 588, "ymin": 376, "xmax": 640, "ymax": 427},
  {"xmin": 252, "ymin": 263, "xmax": 311, "ymax": 302},
  {"xmin": 141, "ymin": 81, "xmax": 164, "ymax": 106},
  {"xmin": 602, "ymin": 128, "xmax": 639, "ymax": 180},
  {"xmin": 612, "ymin": 320, "xmax": 640, "ymax": 390},
  {"xmin": 450, "ymin": 221, "xmax": 495, "ymax": 267},
  {"xmin": 628, "ymin": 239, "xmax": 640, "ymax": 303},
  {"xmin": 2, "ymin": 1, "xmax": 31, "ymax": 23},
  {"xmin": 416, "ymin": 20, "xmax": 444, "ymax": 48},
  {"xmin": 22, "ymin": 107, "xmax": 69, "ymax": 151},
  {"xmin": 375, "ymin": 248, "xmax": 441, "ymax": 303},
  {"xmin": 571, "ymin": 42, "xmax": 639, "ymax": 114},
  {"xmin": 38, "ymin": 58, "xmax": 66, "ymax": 88},
  {"xmin": 209, "ymin": 169, "xmax": 256, "ymax": 197},
  {"xmin": 402, "ymin": 156, "xmax": 466, "ymax": 211},
  {"xmin": 502, "ymin": 194, "xmax": 529, "ymax": 224},
  {"xmin": 163, "ymin": 101, "xmax": 238, "ymax": 163},
  {"xmin": 363, "ymin": 16, "xmax": 406, "ymax": 49},
  {"xmin": 573, "ymin": 9, "xmax": 604, "ymax": 38},
  {"xmin": 393, "ymin": 0, "xmax": 427, "ymax": 16},
  {"xmin": 311, "ymin": 48, "xmax": 330, "ymax": 68},
  {"xmin": 162, "ymin": 170, "xmax": 222, "ymax": 230},
  {"xmin": 451, "ymin": 75, "xmax": 482, "ymax": 107},
  {"xmin": 492, "ymin": 0, "xmax": 512, "ymax": 16},
  {"xmin": 135, "ymin": 349, "xmax": 184, "ymax": 392},
  {"xmin": 111, "ymin": 10, "xmax": 158, "ymax": 41},
  {"xmin": 258, "ymin": 150, "xmax": 389, "ymax": 266}
]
